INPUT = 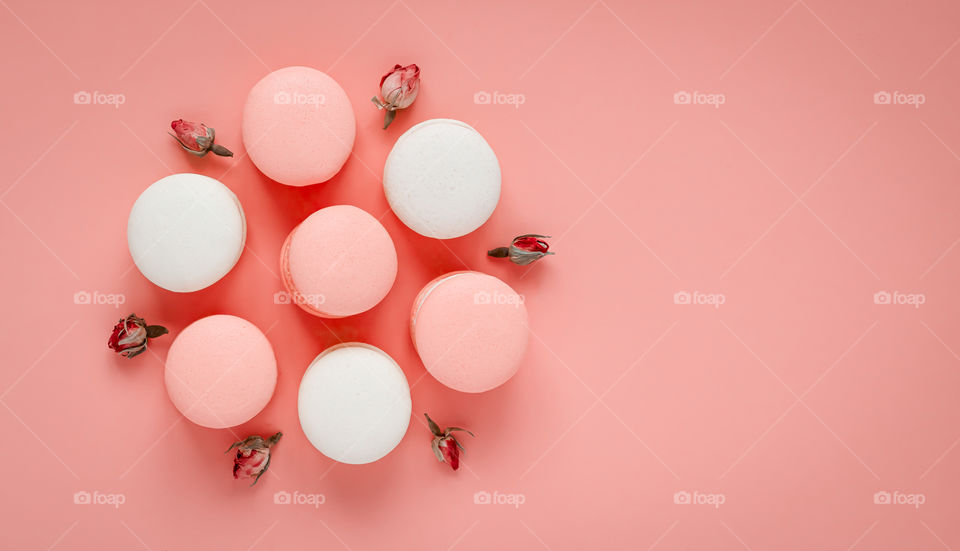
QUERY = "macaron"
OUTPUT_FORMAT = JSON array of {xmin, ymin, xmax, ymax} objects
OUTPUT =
[
  {"xmin": 242, "ymin": 66, "xmax": 356, "ymax": 186},
  {"xmin": 383, "ymin": 119, "xmax": 500, "ymax": 239},
  {"xmin": 127, "ymin": 173, "xmax": 245, "ymax": 293},
  {"xmin": 280, "ymin": 205, "xmax": 397, "ymax": 318},
  {"xmin": 164, "ymin": 315, "xmax": 277, "ymax": 429},
  {"xmin": 411, "ymin": 271, "xmax": 528, "ymax": 393},
  {"xmin": 298, "ymin": 343, "xmax": 411, "ymax": 464}
]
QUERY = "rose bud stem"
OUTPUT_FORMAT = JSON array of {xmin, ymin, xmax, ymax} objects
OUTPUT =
[
  {"xmin": 382, "ymin": 109, "xmax": 397, "ymax": 130},
  {"xmin": 209, "ymin": 143, "xmax": 233, "ymax": 157},
  {"xmin": 487, "ymin": 247, "xmax": 510, "ymax": 258}
]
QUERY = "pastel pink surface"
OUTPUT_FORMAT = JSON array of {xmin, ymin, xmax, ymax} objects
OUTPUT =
[
  {"xmin": 4, "ymin": 0, "xmax": 960, "ymax": 549},
  {"xmin": 242, "ymin": 66, "xmax": 355, "ymax": 186},
  {"xmin": 412, "ymin": 272, "xmax": 527, "ymax": 392},
  {"xmin": 281, "ymin": 205, "xmax": 397, "ymax": 317},
  {"xmin": 164, "ymin": 315, "xmax": 277, "ymax": 428}
]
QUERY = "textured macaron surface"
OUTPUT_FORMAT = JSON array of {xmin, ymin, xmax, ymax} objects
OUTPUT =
[
  {"xmin": 384, "ymin": 119, "xmax": 500, "ymax": 239},
  {"xmin": 242, "ymin": 66, "xmax": 356, "ymax": 186},
  {"xmin": 127, "ymin": 173, "xmax": 246, "ymax": 293},
  {"xmin": 164, "ymin": 315, "xmax": 277, "ymax": 429},
  {"xmin": 283, "ymin": 205, "xmax": 397, "ymax": 317},
  {"xmin": 298, "ymin": 343, "xmax": 412, "ymax": 464},
  {"xmin": 412, "ymin": 272, "xmax": 528, "ymax": 393}
]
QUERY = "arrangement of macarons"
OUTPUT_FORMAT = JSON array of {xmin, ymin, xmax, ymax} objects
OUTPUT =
[{"xmin": 120, "ymin": 64, "xmax": 542, "ymax": 475}]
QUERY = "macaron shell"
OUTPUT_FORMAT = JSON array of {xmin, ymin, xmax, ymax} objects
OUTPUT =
[
  {"xmin": 383, "ymin": 119, "xmax": 500, "ymax": 239},
  {"xmin": 164, "ymin": 315, "xmax": 277, "ymax": 429},
  {"xmin": 298, "ymin": 343, "xmax": 412, "ymax": 464},
  {"xmin": 412, "ymin": 272, "xmax": 528, "ymax": 393},
  {"xmin": 242, "ymin": 66, "xmax": 356, "ymax": 186},
  {"xmin": 127, "ymin": 173, "xmax": 246, "ymax": 293},
  {"xmin": 282, "ymin": 205, "xmax": 397, "ymax": 318},
  {"xmin": 409, "ymin": 270, "xmax": 472, "ymax": 341}
]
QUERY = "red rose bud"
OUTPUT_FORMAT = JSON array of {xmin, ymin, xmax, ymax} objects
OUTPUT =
[
  {"xmin": 169, "ymin": 119, "xmax": 233, "ymax": 157},
  {"xmin": 488, "ymin": 234, "xmax": 555, "ymax": 265},
  {"xmin": 227, "ymin": 432, "xmax": 282, "ymax": 486},
  {"xmin": 107, "ymin": 314, "xmax": 168, "ymax": 359},
  {"xmin": 425, "ymin": 413, "xmax": 473, "ymax": 471},
  {"xmin": 438, "ymin": 436, "xmax": 460, "ymax": 470},
  {"xmin": 371, "ymin": 64, "xmax": 420, "ymax": 129}
]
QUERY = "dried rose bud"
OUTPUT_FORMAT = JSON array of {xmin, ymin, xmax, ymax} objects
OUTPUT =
[
  {"xmin": 488, "ymin": 234, "xmax": 555, "ymax": 266},
  {"xmin": 437, "ymin": 437, "xmax": 460, "ymax": 469},
  {"xmin": 227, "ymin": 432, "xmax": 282, "ymax": 486},
  {"xmin": 425, "ymin": 413, "xmax": 473, "ymax": 471},
  {"xmin": 107, "ymin": 314, "xmax": 168, "ymax": 359},
  {"xmin": 371, "ymin": 64, "xmax": 420, "ymax": 129},
  {"xmin": 169, "ymin": 119, "xmax": 233, "ymax": 157}
]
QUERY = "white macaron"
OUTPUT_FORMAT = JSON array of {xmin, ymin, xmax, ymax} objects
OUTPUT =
[
  {"xmin": 298, "ymin": 343, "xmax": 412, "ymax": 464},
  {"xmin": 383, "ymin": 119, "xmax": 500, "ymax": 239},
  {"xmin": 127, "ymin": 173, "xmax": 246, "ymax": 293}
]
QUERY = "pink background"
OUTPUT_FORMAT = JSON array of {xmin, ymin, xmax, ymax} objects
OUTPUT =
[{"xmin": 2, "ymin": 0, "xmax": 959, "ymax": 549}]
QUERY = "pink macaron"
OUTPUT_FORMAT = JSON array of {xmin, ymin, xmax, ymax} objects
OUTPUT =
[
  {"xmin": 410, "ymin": 271, "xmax": 528, "ymax": 393},
  {"xmin": 281, "ymin": 205, "xmax": 398, "ymax": 318},
  {"xmin": 164, "ymin": 315, "xmax": 277, "ymax": 429},
  {"xmin": 242, "ymin": 66, "xmax": 356, "ymax": 186}
]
